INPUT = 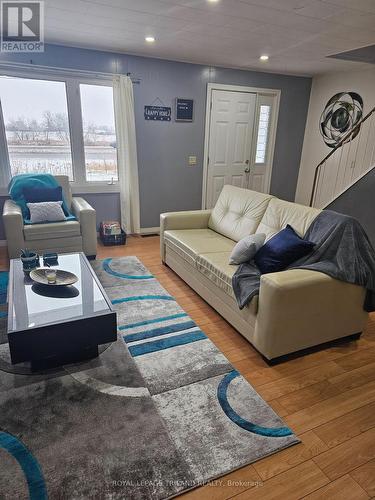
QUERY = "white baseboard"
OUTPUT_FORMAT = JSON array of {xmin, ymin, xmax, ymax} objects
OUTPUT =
[
  {"xmin": 140, "ymin": 227, "xmax": 160, "ymax": 235},
  {"xmin": 0, "ymin": 228, "xmax": 160, "ymax": 249}
]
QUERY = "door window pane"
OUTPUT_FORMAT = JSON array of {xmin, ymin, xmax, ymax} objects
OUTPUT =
[
  {"xmin": 80, "ymin": 84, "xmax": 118, "ymax": 182},
  {"xmin": 255, "ymin": 105, "xmax": 271, "ymax": 164},
  {"xmin": 0, "ymin": 76, "xmax": 73, "ymax": 178}
]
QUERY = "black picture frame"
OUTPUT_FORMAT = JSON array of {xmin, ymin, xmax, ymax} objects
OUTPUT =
[{"xmin": 175, "ymin": 98, "xmax": 194, "ymax": 122}]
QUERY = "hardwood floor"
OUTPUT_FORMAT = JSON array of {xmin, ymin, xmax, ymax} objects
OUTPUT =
[{"xmin": 2, "ymin": 235, "xmax": 375, "ymax": 499}]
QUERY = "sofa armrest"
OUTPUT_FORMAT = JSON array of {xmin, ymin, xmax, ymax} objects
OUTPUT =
[
  {"xmin": 254, "ymin": 269, "xmax": 368, "ymax": 360},
  {"xmin": 160, "ymin": 210, "xmax": 212, "ymax": 231},
  {"xmin": 3, "ymin": 199, "xmax": 25, "ymax": 259},
  {"xmin": 160, "ymin": 210, "xmax": 212, "ymax": 261},
  {"xmin": 71, "ymin": 197, "xmax": 97, "ymax": 257}
]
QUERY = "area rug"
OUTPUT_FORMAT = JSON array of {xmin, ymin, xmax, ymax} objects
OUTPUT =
[
  {"xmin": 0, "ymin": 257, "xmax": 299, "ymax": 499},
  {"xmin": 0, "ymin": 271, "xmax": 8, "ymax": 305}
]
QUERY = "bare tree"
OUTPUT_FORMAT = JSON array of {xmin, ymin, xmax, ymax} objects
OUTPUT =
[
  {"xmin": 25, "ymin": 118, "xmax": 41, "ymax": 142},
  {"xmin": 6, "ymin": 117, "xmax": 28, "ymax": 142},
  {"xmin": 42, "ymin": 110, "xmax": 54, "ymax": 143},
  {"xmin": 53, "ymin": 113, "xmax": 69, "ymax": 143},
  {"xmin": 84, "ymin": 122, "xmax": 98, "ymax": 145}
]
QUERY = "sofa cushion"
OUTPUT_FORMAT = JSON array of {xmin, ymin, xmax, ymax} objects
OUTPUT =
[
  {"xmin": 256, "ymin": 198, "xmax": 321, "ymax": 241},
  {"xmin": 208, "ymin": 185, "xmax": 273, "ymax": 242},
  {"xmin": 24, "ymin": 220, "xmax": 81, "ymax": 241},
  {"xmin": 254, "ymin": 225, "xmax": 315, "ymax": 274},
  {"xmin": 229, "ymin": 233, "xmax": 266, "ymax": 265},
  {"xmin": 164, "ymin": 229, "xmax": 235, "ymax": 266},
  {"xmin": 196, "ymin": 252, "xmax": 258, "ymax": 312}
]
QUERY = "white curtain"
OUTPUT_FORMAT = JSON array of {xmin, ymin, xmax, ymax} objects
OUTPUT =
[{"xmin": 113, "ymin": 74, "xmax": 140, "ymax": 234}]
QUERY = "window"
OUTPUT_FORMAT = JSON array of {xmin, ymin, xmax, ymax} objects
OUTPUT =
[
  {"xmin": 255, "ymin": 104, "xmax": 271, "ymax": 164},
  {"xmin": 0, "ymin": 76, "xmax": 73, "ymax": 179},
  {"xmin": 0, "ymin": 71, "xmax": 119, "ymax": 189},
  {"xmin": 80, "ymin": 84, "xmax": 118, "ymax": 182}
]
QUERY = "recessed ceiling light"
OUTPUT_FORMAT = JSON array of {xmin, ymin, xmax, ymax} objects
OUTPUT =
[
  {"xmin": 145, "ymin": 36, "xmax": 155, "ymax": 43},
  {"xmin": 207, "ymin": 0, "xmax": 219, "ymax": 3},
  {"xmin": 260, "ymin": 55, "xmax": 269, "ymax": 61}
]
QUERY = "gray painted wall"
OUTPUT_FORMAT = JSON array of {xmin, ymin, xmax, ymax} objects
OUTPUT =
[
  {"xmin": 77, "ymin": 192, "xmax": 120, "ymax": 229},
  {"xmin": 328, "ymin": 169, "xmax": 375, "ymax": 247},
  {"xmin": 0, "ymin": 44, "xmax": 312, "ymax": 238}
]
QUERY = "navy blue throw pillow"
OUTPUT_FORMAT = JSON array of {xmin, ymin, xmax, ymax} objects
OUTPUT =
[
  {"xmin": 23, "ymin": 186, "xmax": 63, "ymax": 204},
  {"xmin": 254, "ymin": 225, "xmax": 315, "ymax": 274}
]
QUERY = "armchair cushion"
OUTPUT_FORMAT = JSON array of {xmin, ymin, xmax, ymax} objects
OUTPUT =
[
  {"xmin": 27, "ymin": 201, "xmax": 66, "ymax": 224},
  {"xmin": 23, "ymin": 185, "xmax": 63, "ymax": 204},
  {"xmin": 3, "ymin": 181, "xmax": 96, "ymax": 258},
  {"xmin": 24, "ymin": 220, "xmax": 81, "ymax": 241},
  {"xmin": 9, "ymin": 174, "xmax": 75, "ymax": 222}
]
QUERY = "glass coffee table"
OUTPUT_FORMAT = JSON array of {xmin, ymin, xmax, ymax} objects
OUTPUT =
[{"xmin": 7, "ymin": 252, "xmax": 117, "ymax": 371}]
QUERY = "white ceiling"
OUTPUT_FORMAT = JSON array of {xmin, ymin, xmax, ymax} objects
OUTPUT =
[{"xmin": 44, "ymin": 0, "xmax": 375, "ymax": 76}]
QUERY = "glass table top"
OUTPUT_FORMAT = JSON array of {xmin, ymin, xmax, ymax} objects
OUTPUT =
[{"xmin": 9, "ymin": 253, "xmax": 110, "ymax": 333}]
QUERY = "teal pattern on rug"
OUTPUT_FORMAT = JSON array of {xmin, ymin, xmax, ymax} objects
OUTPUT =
[
  {"xmin": 118, "ymin": 312, "xmax": 188, "ymax": 331},
  {"xmin": 102, "ymin": 258, "xmax": 154, "ymax": 280},
  {"xmin": 217, "ymin": 370, "xmax": 293, "ymax": 437},
  {"xmin": 100, "ymin": 257, "xmax": 297, "ymax": 441},
  {"xmin": 0, "ymin": 256, "xmax": 300, "ymax": 498},
  {"xmin": 0, "ymin": 271, "xmax": 9, "ymax": 306},
  {"xmin": 128, "ymin": 329, "xmax": 207, "ymax": 356},
  {"xmin": 0, "ymin": 432, "xmax": 47, "ymax": 500},
  {"xmin": 112, "ymin": 295, "xmax": 175, "ymax": 304},
  {"xmin": 123, "ymin": 320, "xmax": 196, "ymax": 342}
]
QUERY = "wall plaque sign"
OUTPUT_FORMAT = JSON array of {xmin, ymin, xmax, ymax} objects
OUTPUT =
[
  {"xmin": 175, "ymin": 98, "xmax": 194, "ymax": 122},
  {"xmin": 144, "ymin": 105, "xmax": 171, "ymax": 121}
]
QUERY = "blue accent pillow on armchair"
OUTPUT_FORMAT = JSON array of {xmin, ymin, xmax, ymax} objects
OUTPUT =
[
  {"xmin": 23, "ymin": 186, "xmax": 63, "ymax": 204},
  {"xmin": 254, "ymin": 225, "xmax": 315, "ymax": 274}
]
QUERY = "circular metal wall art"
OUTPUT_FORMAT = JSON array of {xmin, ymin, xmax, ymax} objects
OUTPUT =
[{"xmin": 320, "ymin": 92, "xmax": 363, "ymax": 148}]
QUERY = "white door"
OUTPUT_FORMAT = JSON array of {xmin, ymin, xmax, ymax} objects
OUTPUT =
[{"xmin": 206, "ymin": 90, "xmax": 257, "ymax": 208}]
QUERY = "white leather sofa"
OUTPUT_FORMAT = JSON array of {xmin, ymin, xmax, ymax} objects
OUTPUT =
[
  {"xmin": 160, "ymin": 185, "xmax": 368, "ymax": 361},
  {"xmin": 3, "ymin": 175, "xmax": 97, "ymax": 259}
]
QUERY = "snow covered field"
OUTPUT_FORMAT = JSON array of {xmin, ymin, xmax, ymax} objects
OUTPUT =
[{"xmin": 8, "ymin": 145, "xmax": 118, "ymax": 182}]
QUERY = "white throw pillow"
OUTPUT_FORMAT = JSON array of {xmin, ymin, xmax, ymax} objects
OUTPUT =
[
  {"xmin": 27, "ymin": 201, "xmax": 66, "ymax": 224},
  {"xmin": 229, "ymin": 233, "xmax": 266, "ymax": 265}
]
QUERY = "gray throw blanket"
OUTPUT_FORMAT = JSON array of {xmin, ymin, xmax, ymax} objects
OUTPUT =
[{"xmin": 232, "ymin": 210, "xmax": 375, "ymax": 311}]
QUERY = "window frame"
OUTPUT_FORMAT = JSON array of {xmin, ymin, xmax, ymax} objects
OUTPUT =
[
  {"xmin": 79, "ymin": 82, "xmax": 119, "ymax": 184},
  {"xmin": 254, "ymin": 102, "xmax": 272, "ymax": 165},
  {"xmin": 0, "ymin": 66, "xmax": 120, "ymax": 195}
]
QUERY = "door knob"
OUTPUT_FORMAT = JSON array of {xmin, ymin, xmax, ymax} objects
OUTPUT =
[{"xmin": 244, "ymin": 167, "xmax": 250, "ymax": 173}]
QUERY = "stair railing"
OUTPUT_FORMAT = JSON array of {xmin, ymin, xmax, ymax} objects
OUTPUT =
[{"xmin": 310, "ymin": 105, "xmax": 375, "ymax": 207}]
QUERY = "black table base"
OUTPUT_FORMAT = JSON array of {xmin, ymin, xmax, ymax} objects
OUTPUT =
[
  {"xmin": 8, "ymin": 253, "xmax": 117, "ymax": 372},
  {"xmin": 31, "ymin": 345, "xmax": 99, "ymax": 371}
]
